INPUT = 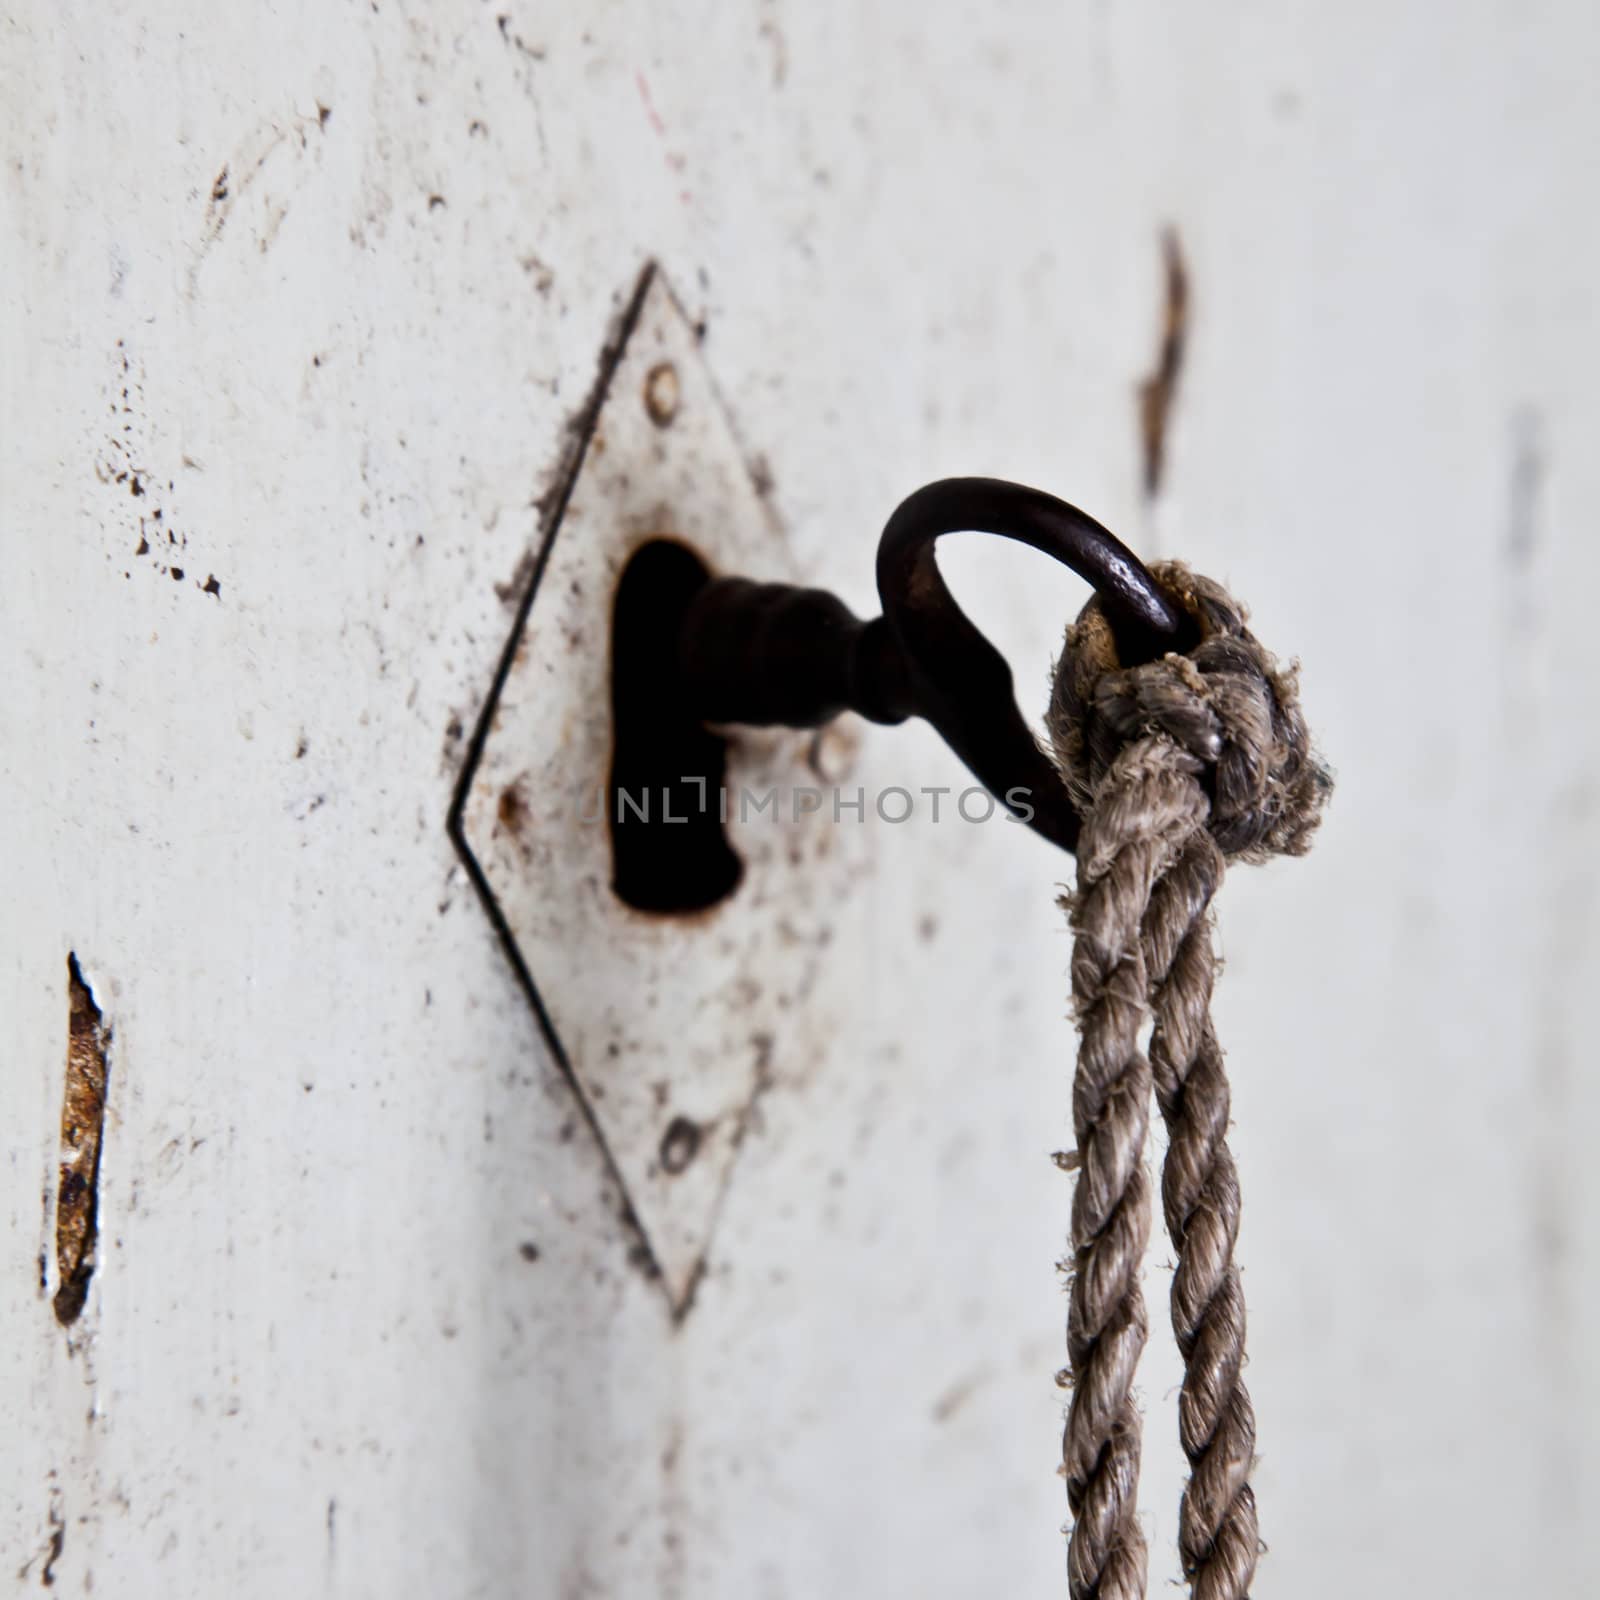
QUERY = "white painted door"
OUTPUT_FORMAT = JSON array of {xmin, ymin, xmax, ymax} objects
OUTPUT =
[{"xmin": 5, "ymin": 4, "xmax": 1598, "ymax": 1596}]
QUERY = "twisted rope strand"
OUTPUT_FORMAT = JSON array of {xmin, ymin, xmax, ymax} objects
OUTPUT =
[
  {"xmin": 1060, "ymin": 741, "xmax": 1206, "ymax": 1600},
  {"xmin": 1144, "ymin": 830, "xmax": 1259, "ymax": 1600},
  {"xmin": 1049, "ymin": 564, "xmax": 1330, "ymax": 1600}
]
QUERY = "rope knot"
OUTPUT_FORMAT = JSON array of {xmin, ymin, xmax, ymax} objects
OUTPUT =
[{"xmin": 1047, "ymin": 562, "xmax": 1331, "ymax": 862}]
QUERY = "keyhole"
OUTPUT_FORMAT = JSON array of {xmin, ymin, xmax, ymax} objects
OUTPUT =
[{"xmin": 608, "ymin": 539, "xmax": 744, "ymax": 914}]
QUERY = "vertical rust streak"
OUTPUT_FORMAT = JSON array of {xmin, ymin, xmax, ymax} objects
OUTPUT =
[
  {"xmin": 53, "ymin": 955, "xmax": 110, "ymax": 1326},
  {"xmin": 1138, "ymin": 226, "xmax": 1189, "ymax": 498}
]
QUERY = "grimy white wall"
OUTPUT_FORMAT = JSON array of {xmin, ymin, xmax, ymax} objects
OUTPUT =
[{"xmin": 5, "ymin": 3, "xmax": 1599, "ymax": 1596}]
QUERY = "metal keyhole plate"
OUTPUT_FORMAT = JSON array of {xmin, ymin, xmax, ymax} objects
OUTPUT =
[{"xmin": 453, "ymin": 266, "xmax": 858, "ymax": 1311}]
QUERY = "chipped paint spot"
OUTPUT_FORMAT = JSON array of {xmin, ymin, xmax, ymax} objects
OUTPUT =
[{"xmin": 53, "ymin": 955, "xmax": 110, "ymax": 1326}]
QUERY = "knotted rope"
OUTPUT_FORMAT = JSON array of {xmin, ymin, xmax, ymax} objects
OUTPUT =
[{"xmin": 1046, "ymin": 564, "xmax": 1330, "ymax": 1600}]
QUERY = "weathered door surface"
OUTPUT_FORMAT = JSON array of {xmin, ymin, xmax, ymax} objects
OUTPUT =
[{"xmin": 5, "ymin": 5, "xmax": 1599, "ymax": 1596}]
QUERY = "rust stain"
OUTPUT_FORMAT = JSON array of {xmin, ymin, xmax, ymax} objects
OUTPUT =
[
  {"xmin": 53, "ymin": 955, "xmax": 111, "ymax": 1326},
  {"xmin": 40, "ymin": 1507, "xmax": 63, "ymax": 1588},
  {"xmin": 497, "ymin": 777, "xmax": 531, "ymax": 836},
  {"xmin": 1138, "ymin": 226, "xmax": 1189, "ymax": 498},
  {"xmin": 18, "ymin": 1483, "xmax": 65, "ymax": 1587}
]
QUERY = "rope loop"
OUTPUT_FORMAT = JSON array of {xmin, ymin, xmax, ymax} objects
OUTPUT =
[
  {"xmin": 1047, "ymin": 565, "xmax": 1330, "ymax": 1600},
  {"xmin": 1048, "ymin": 563, "xmax": 1330, "ymax": 863}
]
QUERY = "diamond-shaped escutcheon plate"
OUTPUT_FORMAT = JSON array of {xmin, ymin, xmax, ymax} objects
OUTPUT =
[{"xmin": 452, "ymin": 266, "xmax": 859, "ymax": 1313}]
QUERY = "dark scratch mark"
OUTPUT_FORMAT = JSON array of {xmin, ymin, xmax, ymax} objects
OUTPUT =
[
  {"xmin": 39, "ymin": 1504, "xmax": 64, "ymax": 1587},
  {"xmin": 40, "ymin": 1516, "xmax": 63, "ymax": 1587},
  {"xmin": 493, "ymin": 10, "xmax": 550, "ymax": 160},
  {"xmin": 1138, "ymin": 226, "xmax": 1188, "ymax": 498},
  {"xmin": 16, "ymin": 1483, "xmax": 64, "ymax": 1587},
  {"xmin": 520, "ymin": 254, "xmax": 555, "ymax": 295},
  {"xmin": 496, "ymin": 13, "xmax": 545, "ymax": 58},
  {"xmin": 931, "ymin": 1370, "xmax": 986, "ymax": 1424},
  {"xmin": 1507, "ymin": 405, "xmax": 1545, "ymax": 569},
  {"xmin": 759, "ymin": 2, "xmax": 789, "ymax": 88},
  {"xmin": 193, "ymin": 108, "xmax": 330, "ymax": 285}
]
